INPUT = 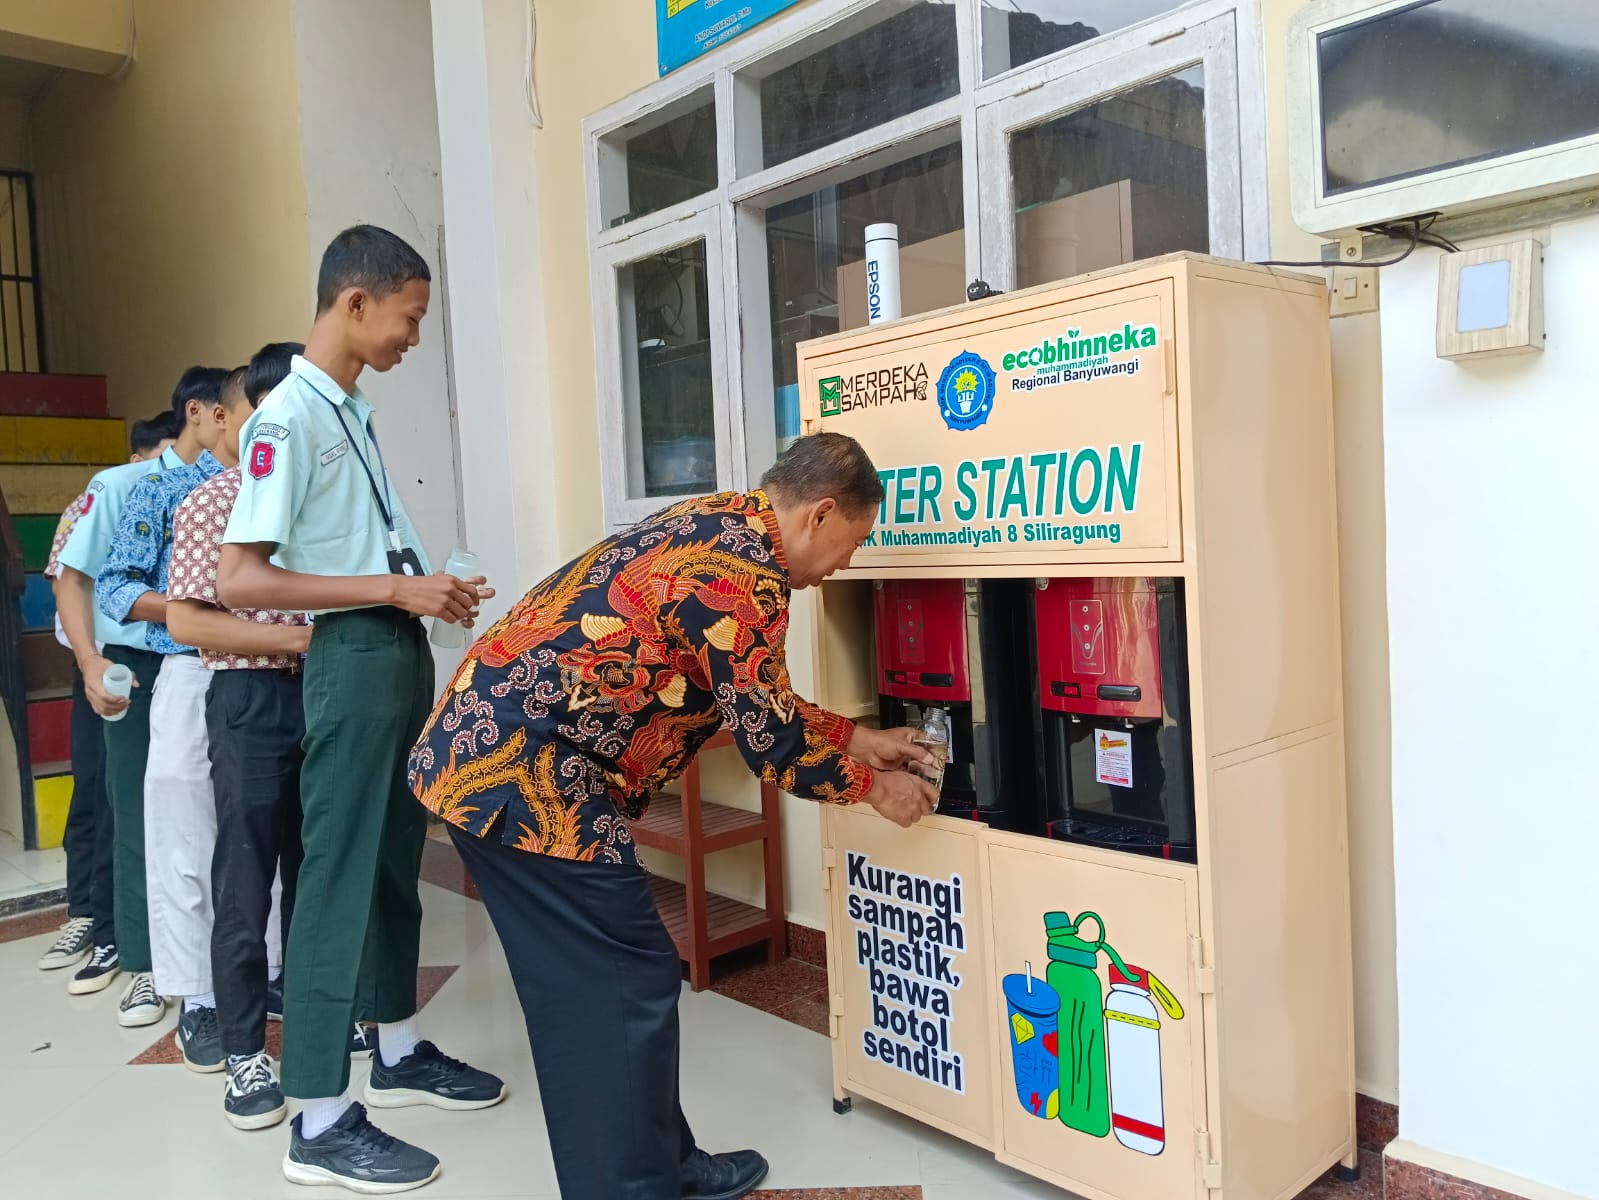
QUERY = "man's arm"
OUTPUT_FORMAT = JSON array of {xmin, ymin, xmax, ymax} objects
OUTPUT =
[
  {"xmin": 166, "ymin": 599, "xmax": 312, "ymax": 658},
  {"xmin": 95, "ymin": 479, "xmax": 165, "ymax": 627},
  {"xmin": 217, "ymin": 542, "xmax": 487, "ymax": 622},
  {"xmin": 54, "ymin": 568, "xmax": 127, "ymax": 717}
]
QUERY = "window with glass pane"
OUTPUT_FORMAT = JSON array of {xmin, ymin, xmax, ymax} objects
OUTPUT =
[
  {"xmin": 618, "ymin": 241, "xmax": 717, "ymax": 499},
  {"xmin": 749, "ymin": 4, "xmax": 958, "ymax": 171},
  {"xmin": 599, "ymin": 88, "xmax": 717, "ymax": 229},
  {"xmin": 980, "ymin": 1, "xmax": 1190, "ymax": 78},
  {"xmin": 764, "ymin": 142, "xmax": 964, "ymax": 459},
  {"xmin": 1010, "ymin": 68, "xmax": 1206, "ymax": 289}
]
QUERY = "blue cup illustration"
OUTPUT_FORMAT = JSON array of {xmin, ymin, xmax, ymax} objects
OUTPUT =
[{"xmin": 1003, "ymin": 969, "xmax": 1062, "ymax": 1119}]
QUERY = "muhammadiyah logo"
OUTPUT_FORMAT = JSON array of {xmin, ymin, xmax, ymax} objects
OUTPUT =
[
  {"xmin": 819, "ymin": 376, "xmax": 844, "ymax": 418},
  {"xmin": 937, "ymin": 351, "xmax": 997, "ymax": 431}
]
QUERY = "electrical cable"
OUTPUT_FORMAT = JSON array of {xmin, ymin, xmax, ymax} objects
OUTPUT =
[{"xmin": 1253, "ymin": 213, "xmax": 1441, "ymax": 270}]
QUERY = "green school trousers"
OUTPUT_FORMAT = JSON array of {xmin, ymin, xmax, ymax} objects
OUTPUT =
[{"xmin": 278, "ymin": 606, "xmax": 433, "ymax": 1099}]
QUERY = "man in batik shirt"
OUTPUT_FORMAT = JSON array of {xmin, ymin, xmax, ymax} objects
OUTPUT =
[{"xmin": 409, "ymin": 432, "xmax": 937, "ymax": 1200}]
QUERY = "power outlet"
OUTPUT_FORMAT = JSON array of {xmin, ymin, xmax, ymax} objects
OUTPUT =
[{"xmin": 1329, "ymin": 266, "xmax": 1379, "ymax": 317}]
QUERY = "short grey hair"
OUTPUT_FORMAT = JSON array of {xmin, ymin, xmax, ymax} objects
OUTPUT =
[{"xmin": 760, "ymin": 432, "xmax": 883, "ymax": 518}]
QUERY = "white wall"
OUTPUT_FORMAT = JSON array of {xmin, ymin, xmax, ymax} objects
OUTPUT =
[
  {"xmin": 292, "ymin": 0, "xmax": 460, "ymax": 581},
  {"xmin": 1382, "ymin": 219, "xmax": 1599, "ymax": 1197}
]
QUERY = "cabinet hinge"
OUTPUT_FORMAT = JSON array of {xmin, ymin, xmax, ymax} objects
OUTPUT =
[
  {"xmin": 1189, "ymin": 935, "xmax": 1216, "ymax": 995},
  {"xmin": 821, "ymin": 846, "xmax": 838, "ymax": 893},
  {"xmin": 1196, "ymin": 1128, "xmax": 1223, "ymax": 1191},
  {"xmin": 829, "ymin": 995, "xmax": 845, "ymax": 1040}
]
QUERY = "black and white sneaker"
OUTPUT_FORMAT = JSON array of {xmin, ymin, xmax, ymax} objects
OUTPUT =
[
  {"xmin": 38, "ymin": 916, "xmax": 93, "ymax": 970},
  {"xmin": 224, "ymin": 1051, "xmax": 286, "ymax": 1130},
  {"xmin": 282, "ymin": 1103, "xmax": 440, "ymax": 1194},
  {"xmin": 68, "ymin": 944, "xmax": 120, "ymax": 995},
  {"xmin": 116, "ymin": 971, "xmax": 166, "ymax": 1027},
  {"xmin": 177, "ymin": 1005, "xmax": 224, "ymax": 1073},
  {"xmin": 364, "ymin": 1040, "xmax": 506, "ymax": 1111},
  {"xmin": 266, "ymin": 974, "xmax": 284, "ymax": 1022},
  {"xmin": 349, "ymin": 1023, "xmax": 374, "ymax": 1059}
]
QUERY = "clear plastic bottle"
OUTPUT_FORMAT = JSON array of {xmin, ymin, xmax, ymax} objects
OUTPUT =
[
  {"xmin": 429, "ymin": 548, "xmax": 479, "ymax": 649},
  {"xmin": 915, "ymin": 706, "xmax": 951, "ymax": 803}
]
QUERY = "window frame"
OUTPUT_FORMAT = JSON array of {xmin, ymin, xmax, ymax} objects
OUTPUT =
[{"xmin": 584, "ymin": 0, "xmax": 1267, "ymax": 530}]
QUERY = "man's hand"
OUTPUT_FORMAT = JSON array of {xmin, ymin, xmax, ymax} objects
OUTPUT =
[
  {"xmin": 80, "ymin": 653, "xmax": 132, "ymax": 719},
  {"xmin": 288, "ymin": 625, "xmax": 313, "ymax": 655},
  {"xmin": 848, "ymin": 725, "xmax": 937, "ymax": 773},
  {"xmin": 862, "ymin": 770, "xmax": 939, "ymax": 828},
  {"xmin": 390, "ymin": 573, "xmax": 495, "ymax": 625}
]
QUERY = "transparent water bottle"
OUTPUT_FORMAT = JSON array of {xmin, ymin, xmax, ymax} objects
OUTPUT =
[
  {"xmin": 429, "ymin": 548, "xmax": 480, "ymax": 650},
  {"xmin": 914, "ymin": 706, "xmax": 951, "ymax": 805}
]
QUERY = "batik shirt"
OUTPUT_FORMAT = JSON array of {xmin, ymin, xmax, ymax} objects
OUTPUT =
[
  {"xmin": 409, "ymin": 490, "xmax": 873, "ymax": 866},
  {"xmin": 168, "ymin": 468, "xmax": 308, "ymax": 671},
  {"xmin": 46, "ymin": 491, "xmax": 90, "ymax": 650},
  {"xmin": 96, "ymin": 450, "xmax": 226, "ymax": 654}
]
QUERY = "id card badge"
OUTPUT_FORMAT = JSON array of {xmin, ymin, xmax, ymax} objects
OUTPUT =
[{"xmin": 386, "ymin": 531, "xmax": 424, "ymax": 577}]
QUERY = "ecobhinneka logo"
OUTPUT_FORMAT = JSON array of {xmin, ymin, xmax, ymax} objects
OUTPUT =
[{"xmin": 936, "ymin": 351, "xmax": 997, "ymax": 431}]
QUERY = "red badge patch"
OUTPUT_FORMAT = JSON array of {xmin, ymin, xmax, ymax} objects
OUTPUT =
[
  {"xmin": 248, "ymin": 441, "xmax": 276, "ymax": 479},
  {"xmin": 81, "ymin": 493, "xmax": 94, "ymax": 514}
]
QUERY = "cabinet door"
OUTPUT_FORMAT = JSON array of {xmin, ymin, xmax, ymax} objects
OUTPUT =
[
  {"xmin": 983, "ymin": 833, "xmax": 1206, "ymax": 1200},
  {"xmin": 824, "ymin": 806, "xmax": 995, "ymax": 1148}
]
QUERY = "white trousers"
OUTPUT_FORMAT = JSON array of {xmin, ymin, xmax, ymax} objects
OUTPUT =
[{"xmin": 145, "ymin": 653, "xmax": 282, "ymax": 997}]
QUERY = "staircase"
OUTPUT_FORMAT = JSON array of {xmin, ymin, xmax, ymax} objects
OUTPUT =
[{"xmin": 0, "ymin": 372, "xmax": 126, "ymax": 851}]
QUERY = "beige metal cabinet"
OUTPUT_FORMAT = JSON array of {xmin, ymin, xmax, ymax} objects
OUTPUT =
[{"xmin": 803, "ymin": 254, "xmax": 1356, "ymax": 1200}]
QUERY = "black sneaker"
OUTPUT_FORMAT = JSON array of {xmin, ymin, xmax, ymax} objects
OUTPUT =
[
  {"xmin": 224, "ymin": 1051, "xmax": 286, "ymax": 1131},
  {"xmin": 282, "ymin": 1103, "xmax": 440, "ymax": 1194},
  {"xmin": 68, "ymin": 944, "xmax": 120, "ymax": 995},
  {"xmin": 364, "ymin": 1039, "xmax": 506, "ymax": 1111},
  {"xmin": 349, "ymin": 1023, "xmax": 374, "ymax": 1059},
  {"xmin": 177, "ymin": 1004, "xmax": 224, "ymax": 1073},
  {"xmin": 681, "ymin": 1148, "xmax": 770, "ymax": 1200},
  {"xmin": 266, "ymin": 974, "xmax": 284, "ymax": 1021},
  {"xmin": 38, "ymin": 916, "xmax": 93, "ymax": 970},
  {"xmin": 116, "ymin": 971, "xmax": 166, "ymax": 1027}
]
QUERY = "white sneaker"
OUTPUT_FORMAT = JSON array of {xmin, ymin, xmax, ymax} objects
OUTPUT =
[
  {"xmin": 38, "ymin": 916, "xmax": 93, "ymax": 970},
  {"xmin": 116, "ymin": 972, "xmax": 166, "ymax": 1028}
]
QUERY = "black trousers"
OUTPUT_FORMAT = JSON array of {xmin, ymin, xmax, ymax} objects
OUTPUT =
[
  {"xmin": 207, "ymin": 668, "xmax": 305, "ymax": 1058},
  {"xmin": 450, "ymin": 826, "xmax": 698, "ymax": 1200},
  {"xmin": 63, "ymin": 667, "xmax": 114, "ymax": 947}
]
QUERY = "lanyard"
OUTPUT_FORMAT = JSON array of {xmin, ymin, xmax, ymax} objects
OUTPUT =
[{"xmin": 326, "ymin": 399, "xmax": 401, "ymax": 553}]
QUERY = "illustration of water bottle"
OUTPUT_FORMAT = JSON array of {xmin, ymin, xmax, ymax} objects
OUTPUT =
[
  {"xmin": 1044, "ymin": 911, "xmax": 1111, "ymax": 1137},
  {"xmin": 1104, "ymin": 962, "xmax": 1184, "ymax": 1156},
  {"xmin": 914, "ymin": 706, "xmax": 950, "ymax": 807},
  {"xmin": 429, "ymin": 547, "xmax": 479, "ymax": 650},
  {"xmin": 1002, "ymin": 963, "xmax": 1061, "ymax": 1119}
]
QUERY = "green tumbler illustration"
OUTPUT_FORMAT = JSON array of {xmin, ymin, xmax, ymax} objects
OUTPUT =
[{"xmin": 1045, "ymin": 911, "xmax": 1111, "ymax": 1137}]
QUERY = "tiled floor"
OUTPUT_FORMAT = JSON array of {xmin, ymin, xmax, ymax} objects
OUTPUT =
[
  {"xmin": 0, "ymin": 839, "xmax": 1373, "ymax": 1200},
  {"xmin": 0, "ymin": 827, "xmax": 68, "ymax": 909}
]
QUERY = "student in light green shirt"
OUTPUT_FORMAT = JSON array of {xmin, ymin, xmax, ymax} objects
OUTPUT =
[{"xmin": 219, "ymin": 225, "xmax": 504, "ymax": 1195}]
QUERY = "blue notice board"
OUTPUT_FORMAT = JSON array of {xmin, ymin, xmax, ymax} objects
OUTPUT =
[{"xmin": 658, "ymin": 0, "xmax": 803, "ymax": 75}]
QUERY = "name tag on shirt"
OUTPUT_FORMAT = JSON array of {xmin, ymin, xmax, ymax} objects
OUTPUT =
[{"xmin": 320, "ymin": 440, "xmax": 349, "ymax": 467}]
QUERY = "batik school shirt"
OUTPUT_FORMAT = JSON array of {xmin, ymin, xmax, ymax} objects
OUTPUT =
[
  {"xmin": 46, "ymin": 491, "xmax": 91, "ymax": 651},
  {"xmin": 168, "ymin": 467, "xmax": 308, "ymax": 670},
  {"xmin": 96, "ymin": 451, "xmax": 226, "ymax": 655},
  {"xmin": 56, "ymin": 448, "xmax": 185, "ymax": 652},
  {"xmin": 408, "ymin": 489, "xmax": 872, "ymax": 866},
  {"xmin": 223, "ymin": 355, "xmax": 431, "ymax": 609}
]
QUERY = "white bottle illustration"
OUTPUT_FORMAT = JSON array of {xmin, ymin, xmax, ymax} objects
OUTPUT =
[{"xmin": 1103, "ymin": 962, "xmax": 1184, "ymax": 1156}]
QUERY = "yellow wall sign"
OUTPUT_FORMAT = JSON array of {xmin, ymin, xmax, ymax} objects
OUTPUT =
[{"xmin": 800, "ymin": 284, "xmax": 1182, "ymax": 567}]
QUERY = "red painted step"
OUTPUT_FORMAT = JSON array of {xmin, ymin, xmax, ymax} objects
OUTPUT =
[
  {"xmin": 0, "ymin": 373, "xmax": 110, "ymax": 419},
  {"xmin": 27, "ymin": 695, "xmax": 72, "ymax": 766}
]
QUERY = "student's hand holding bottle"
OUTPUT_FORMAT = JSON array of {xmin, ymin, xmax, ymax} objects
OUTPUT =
[
  {"xmin": 390, "ymin": 571, "xmax": 496, "ymax": 627},
  {"xmin": 80, "ymin": 651, "xmax": 133, "ymax": 719}
]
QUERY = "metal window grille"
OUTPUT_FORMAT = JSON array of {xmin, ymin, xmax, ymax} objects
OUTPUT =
[{"xmin": 0, "ymin": 170, "xmax": 46, "ymax": 373}]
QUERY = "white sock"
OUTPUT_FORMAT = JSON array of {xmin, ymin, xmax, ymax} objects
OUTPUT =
[
  {"xmin": 378, "ymin": 1017, "xmax": 421, "ymax": 1066},
  {"xmin": 299, "ymin": 1093, "xmax": 352, "ymax": 1140},
  {"xmin": 184, "ymin": 992, "xmax": 216, "ymax": 1012},
  {"xmin": 267, "ymin": 965, "xmax": 283, "ymax": 982}
]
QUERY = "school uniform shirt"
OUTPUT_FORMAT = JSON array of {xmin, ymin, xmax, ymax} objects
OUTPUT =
[
  {"xmin": 222, "ymin": 355, "xmax": 431, "ymax": 608},
  {"xmin": 96, "ymin": 450, "xmax": 226, "ymax": 655},
  {"xmin": 168, "ymin": 467, "xmax": 308, "ymax": 671},
  {"xmin": 408, "ymin": 489, "xmax": 873, "ymax": 866},
  {"xmin": 46, "ymin": 491, "xmax": 92, "ymax": 651},
  {"xmin": 57, "ymin": 447, "xmax": 185, "ymax": 651}
]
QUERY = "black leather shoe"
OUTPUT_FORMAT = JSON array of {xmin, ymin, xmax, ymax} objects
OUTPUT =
[{"xmin": 681, "ymin": 1148, "xmax": 770, "ymax": 1200}]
